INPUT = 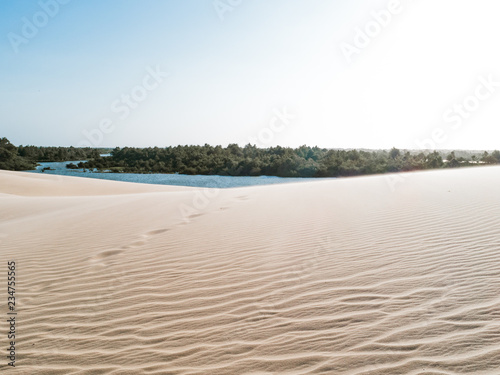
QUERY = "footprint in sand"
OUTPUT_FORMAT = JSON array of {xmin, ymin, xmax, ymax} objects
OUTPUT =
[
  {"xmin": 132, "ymin": 228, "xmax": 170, "ymax": 238},
  {"xmin": 89, "ymin": 249, "xmax": 124, "ymax": 264},
  {"xmin": 146, "ymin": 228, "xmax": 169, "ymax": 236},
  {"xmin": 103, "ymin": 228, "xmax": 170, "ymax": 255},
  {"xmin": 96, "ymin": 249, "xmax": 123, "ymax": 258}
]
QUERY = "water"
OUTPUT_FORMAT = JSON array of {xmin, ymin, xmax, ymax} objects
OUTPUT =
[{"xmin": 29, "ymin": 160, "xmax": 322, "ymax": 188}]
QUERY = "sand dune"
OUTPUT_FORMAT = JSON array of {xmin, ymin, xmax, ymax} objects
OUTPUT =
[
  {"xmin": 0, "ymin": 170, "xmax": 191, "ymax": 196},
  {"xmin": 1, "ymin": 167, "xmax": 500, "ymax": 374}
]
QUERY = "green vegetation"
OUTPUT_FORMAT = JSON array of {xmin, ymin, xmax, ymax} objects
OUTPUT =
[
  {"xmin": 0, "ymin": 137, "xmax": 110, "ymax": 171},
  {"xmin": 0, "ymin": 138, "xmax": 37, "ymax": 171},
  {"xmin": 17, "ymin": 145, "xmax": 108, "ymax": 162},
  {"xmin": 3, "ymin": 137, "xmax": 500, "ymax": 178},
  {"xmin": 79, "ymin": 145, "xmax": 500, "ymax": 178}
]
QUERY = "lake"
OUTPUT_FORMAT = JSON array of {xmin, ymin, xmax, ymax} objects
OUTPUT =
[{"xmin": 29, "ymin": 160, "xmax": 323, "ymax": 188}]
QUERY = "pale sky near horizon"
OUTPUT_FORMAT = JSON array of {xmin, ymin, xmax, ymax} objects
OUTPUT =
[{"xmin": 1, "ymin": 0, "xmax": 500, "ymax": 150}]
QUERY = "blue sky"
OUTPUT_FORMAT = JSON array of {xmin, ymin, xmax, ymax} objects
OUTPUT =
[{"xmin": 2, "ymin": 0, "xmax": 500, "ymax": 150}]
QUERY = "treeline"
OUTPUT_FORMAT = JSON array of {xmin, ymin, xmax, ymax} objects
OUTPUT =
[
  {"xmin": 78, "ymin": 144, "xmax": 500, "ymax": 177},
  {"xmin": 0, "ymin": 138, "xmax": 36, "ymax": 170},
  {"xmin": 17, "ymin": 145, "xmax": 107, "ymax": 162},
  {"xmin": 3, "ymin": 136, "xmax": 500, "ymax": 177},
  {"xmin": 0, "ymin": 137, "xmax": 109, "ymax": 171}
]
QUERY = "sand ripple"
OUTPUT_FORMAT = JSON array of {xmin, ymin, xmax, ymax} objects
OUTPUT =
[{"xmin": 1, "ymin": 167, "xmax": 500, "ymax": 374}]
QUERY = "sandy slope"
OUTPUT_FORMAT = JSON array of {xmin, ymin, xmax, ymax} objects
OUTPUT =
[
  {"xmin": 1, "ymin": 167, "xmax": 500, "ymax": 374},
  {"xmin": 0, "ymin": 170, "xmax": 192, "ymax": 196}
]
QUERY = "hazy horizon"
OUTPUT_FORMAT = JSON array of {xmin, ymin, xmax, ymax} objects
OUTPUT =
[
  {"xmin": 7, "ymin": 141, "xmax": 500, "ymax": 154},
  {"xmin": 2, "ymin": 0, "xmax": 500, "ymax": 150}
]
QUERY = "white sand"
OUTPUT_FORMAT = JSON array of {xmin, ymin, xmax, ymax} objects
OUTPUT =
[{"xmin": 1, "ymin": 167, "xmax": 500, "ymax": 374}]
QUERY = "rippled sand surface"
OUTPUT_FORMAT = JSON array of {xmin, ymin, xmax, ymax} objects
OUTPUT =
[{"xmin": 1, "ymin": 167, "xmax": 499, "ymax": 374}]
